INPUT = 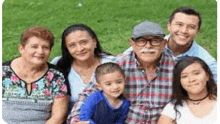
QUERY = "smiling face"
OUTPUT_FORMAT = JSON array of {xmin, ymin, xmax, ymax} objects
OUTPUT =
[
  {"xmin": 19, "ymin": 36, "xmax": 51, "ymax": 66},
  {"xmin": 180, "ymin": 62, "xmax": 209, "ymax": 96},
  {"xmin": 65, "ymin": 30, "xmax": 97, "ymax": 62},
  {"xmin": 168, "ymin": 12, "xmax": 200, "ymax": 48},
  {"xmin": 129, "ymin": 35, "xmax": 166, "ymax": 64},
  {"xmin": 97, "ymin": 71, "xmax": 125, "ymax": 100}
]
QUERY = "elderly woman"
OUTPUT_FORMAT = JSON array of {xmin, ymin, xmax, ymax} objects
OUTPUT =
[
  {"xmin": 50, "ymin": 24, "xmax": 114, "ymax": 115},
  {"xmin": 2, "ymin": 26, "xmax": 70, "ymax": 124},
  {"xmin": 158, "ymin": 57, "xmax": 217, "ymax": 124}
]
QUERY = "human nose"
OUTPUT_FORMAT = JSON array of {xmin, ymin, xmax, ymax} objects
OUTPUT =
[
  {"xmin": 37, "ymin": 47, "xmax": 44, "ymax": 54},
  {"xmin": 76, "ymin": 44, "xmax": 84, "ymax": 51},
  {"xmin": 180, "ymin": 25, "xmax": 188, "ymax": 33},
  {"xmin": 112, "ymin": 83, "xmax": 118, "ymax": 89},
  {"xmin": 188, "ymin": 75, "xmax": 196, "ymax": 83}
]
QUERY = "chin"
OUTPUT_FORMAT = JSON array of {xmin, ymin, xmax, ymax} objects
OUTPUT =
[{"xmin": 175, "ymin": 40, "xmax": 192, "ymax": 46}]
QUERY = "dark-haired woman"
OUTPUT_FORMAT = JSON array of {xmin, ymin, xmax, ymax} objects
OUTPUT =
[
  {"xmin": 51, "ymin": 24, "xmax": 114, "ymax": 114},
  {"xmin": 158, "ymin": 57, "xmax": 217, "ymax": 124}
]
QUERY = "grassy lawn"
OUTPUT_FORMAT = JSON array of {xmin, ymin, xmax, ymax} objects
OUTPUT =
[{"xmin": 2, "ymin": 0, "xmax": 217, "ymax": 62}]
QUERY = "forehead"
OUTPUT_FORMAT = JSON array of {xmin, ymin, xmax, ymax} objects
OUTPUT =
[
  {"xmin": 26, "ymin": 36, "xmax": 50, "ymax": 45},
  {"xmin": 181, "ymin": 62, "xmax": 204, "ymax": 73},
  {"xmin": 65, "ymin": 30, "xmax": 91, "ymax": 42},
  {"xmin": 172, "ymin": 12, "xmax": 199, "ymax": 25},
  {"xmin": 99, "ymin": 71, "xmax": 124, "ymax": 80}
]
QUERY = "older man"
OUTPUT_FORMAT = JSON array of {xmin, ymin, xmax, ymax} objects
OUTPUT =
[{"xmin": 67, "ymin": 21, "xmax": 175, "ymax": 124}]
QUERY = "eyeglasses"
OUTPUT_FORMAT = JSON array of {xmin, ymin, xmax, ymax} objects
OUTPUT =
[{"xmin": 132, "ymin": 36, "xmax": 164, "ymax": 47}]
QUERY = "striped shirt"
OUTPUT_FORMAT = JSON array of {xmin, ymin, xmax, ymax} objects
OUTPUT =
[{"xmin": 67, "ymin": 50, "xmax": 176, "ymax": 124}]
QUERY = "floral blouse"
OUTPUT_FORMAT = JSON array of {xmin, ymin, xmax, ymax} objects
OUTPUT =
[{"xmin": 2, "ymin": 61, "xmax": 69, "ymax": 124}]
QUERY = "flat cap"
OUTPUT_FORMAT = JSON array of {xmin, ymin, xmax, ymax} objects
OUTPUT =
[{"xmin": 132, "ymin": 20, "xmax": 165, "ymax": 39}]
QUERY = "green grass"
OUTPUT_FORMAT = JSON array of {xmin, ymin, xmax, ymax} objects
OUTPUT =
[{"xmin": 2, "ymin": 0, "xmax": 217, "ymax": 62}]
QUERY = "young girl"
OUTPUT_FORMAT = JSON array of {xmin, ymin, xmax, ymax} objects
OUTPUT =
[{"xmin": 158, "ymin": 57, "xmax": 217, "ymax": 124}]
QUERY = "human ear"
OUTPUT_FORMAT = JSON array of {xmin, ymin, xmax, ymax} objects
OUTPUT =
[
  {"xmin": 18, "ymin": 44, "xmax": 24, "ymax": 55},
  {"xmin": 95, "ymin": 83, "xmax": 102, "ymax": 90},
  {"xmin": 129, "ymin": 38, "xmax": 135, "ymax": 48},
  {"xmin": 167, "ymin": 22, "xmax": 171, "ymax": 32}
]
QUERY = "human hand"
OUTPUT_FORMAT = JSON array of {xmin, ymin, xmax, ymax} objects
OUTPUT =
[{"xmin": 73, "ymin": 121, "xmax": 89, "ymax": 124}]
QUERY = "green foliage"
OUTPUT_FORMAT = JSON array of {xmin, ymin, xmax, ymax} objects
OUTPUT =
[{"xmin": 2, "ymin": 0, "xmax": 217, "ymax": 62}]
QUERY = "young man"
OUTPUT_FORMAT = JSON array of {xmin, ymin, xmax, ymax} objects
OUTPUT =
[
  {"xmin": 67, "ymin": 20, "xmax": 176, "ymax": 124},
  {"xmin": 165, "ymin": 7, "xmax": 217, "ymax": 83},
  {"xmin": 123, "ymin": 7, "xmax": 217, "ymax": 83}
]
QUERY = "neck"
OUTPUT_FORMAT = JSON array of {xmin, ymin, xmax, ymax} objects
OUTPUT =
[
  {"xmin": 187, "ymin": 90, "xmax": 208, "ymax": 100},
  {"xmin": 19, "ymin": 58, "xmax": 47, "ymax": 73},
  {"xmin": 138, "ymin": 57, "xmax": 158, "ymax": 73},
  {"xmin": 73, "ymin": 56, "xmax": 99, "ymax": 68},
  {"xmin": 103, "ymin": 93, "xmax": 121, "ymax": 108},
  {"xmin": 168, "ymin": 38, "xmax": 192, "ymax": 55}
]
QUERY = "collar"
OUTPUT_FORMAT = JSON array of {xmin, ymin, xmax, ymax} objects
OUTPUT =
[{"xmin": 165, "ymin": 34, "xmax": 198, "ymax": 59}]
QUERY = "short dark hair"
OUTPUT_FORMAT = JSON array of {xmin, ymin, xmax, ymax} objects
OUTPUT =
[
  {"xmin": 21, "ymin": 26, "xmax": 54, "ymax": 48},
  {"xmin": 95, "ymin": 62, "xmax": 125, "ymax": 83},
  {"xmin": 169, "ymin": 6, "xmax": 202, "ymax": 30},
  {"xmin": 171, "ymin": 56, "xmax": 217, "ymax": 120}
]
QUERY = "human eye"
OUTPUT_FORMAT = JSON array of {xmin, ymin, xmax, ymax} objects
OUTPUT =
[
  {"xmin": 116, "ymin": 80, "xmax": 123, "ymax": 84},
  {"xmin": 188, "ymin": 25, "xmax": 196, "ymax": 29},
  {"xmin": 80, "ymin": 40, "xmax": 88, "ymax": 45},
  {"xmin": 31, "ymin": 45, "xmax": 38, "ymax": 49},
  {"xmin": 69, "ymin": 43, "xmax": 75, "ymax": 47},
  {"xmin": 193, "ymin": 71, "xmax": 200, "ymax": 75},
  {"xmin": 181, "ymin": 74, "xmax": 188, "ymax": 79},
  {"xmin": 176, "ymin": 23, "xmax": 183, "ymax": 26},
  {"xmin": 152, "ymin": 39, "xmax": 161, "ymax": 44},
  {"xmin": 105, "ymin": 82, "xmax": 111, "ymax": 86},
  {"xmin": 136, "ymin": 38, "xmax": 146, "ymax": 44},
  {"xmin": 43, "ymin": 46, "xmax": 50, "ymax": 50}
]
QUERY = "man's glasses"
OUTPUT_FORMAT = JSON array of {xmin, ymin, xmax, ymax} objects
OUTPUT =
[{"xmin": 132, "ymin": 36, "xmax": 164, "ymax": 47}]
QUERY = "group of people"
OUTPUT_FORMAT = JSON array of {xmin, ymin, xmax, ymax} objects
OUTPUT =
[{"xmin": 2, "ymin": 6, "xmax": 217, "ymax": 124}]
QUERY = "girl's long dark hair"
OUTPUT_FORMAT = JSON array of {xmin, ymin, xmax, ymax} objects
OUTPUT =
[
  {"xmin": 56, "ymin": 24, "xmax": 108, "ymax": 75},
  {"xmin": 170, "ymin": 56, "xmax": 217, "ymax": 120}
]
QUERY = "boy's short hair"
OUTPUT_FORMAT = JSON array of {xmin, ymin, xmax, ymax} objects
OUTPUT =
[{"xmin": 95, "ymin": 62, "xmax": 125, "ymax": 83}]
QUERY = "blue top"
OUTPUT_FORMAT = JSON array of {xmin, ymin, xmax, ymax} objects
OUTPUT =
[
  {"xmin": 79, "ymin": 91, "xmax": 130, "ymax": 124},
  {"xmin": 164, "ymin": 35, "xmax": 217, "ymax": 83},
  {"xmin": 50, "ymin": 53, "xmax": 115, "ymax": 113},
  {"xmin": 122, "ymin": 35, "xmax": 217, "ymax": 83}
]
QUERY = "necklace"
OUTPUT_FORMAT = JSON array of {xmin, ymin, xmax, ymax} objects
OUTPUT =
[{"xmin": 188, "ymin": 93, "xmax": 209, "ymax": 105}]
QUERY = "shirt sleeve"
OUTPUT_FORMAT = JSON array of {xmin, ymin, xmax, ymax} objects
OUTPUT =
[
  {"xmin": 79, "ymin": 93, "xmax": 99, "ymax": 124},
  {"xmin": 208, "ymin": 60, "xmax": 217, "ymax": 83},
  {"xmin": 115, "ymin": 100, "xmax": 130, "ymax": 123},
  {"xmin": 66, "ymin": 82, "xmax": 98, "ymax": 124},
  {"xmin": 50, "ymin": 56, "xmax": 62, "ymax": 65},
  {"xmin": 160, "ymin": 102, "xmax": 175, "ymax": 120},
  {"xmin": 53, "ymin": 74, "xmax": 69, "ymax": 98}
]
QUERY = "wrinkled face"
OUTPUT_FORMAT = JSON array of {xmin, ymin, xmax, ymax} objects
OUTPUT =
[
  {"xmin": 129, "ymin": 35, "xmax": 166, "ymax": 64},
  {"xmin": 97, "ymin": 71, "xmax": 125, "ymax": 100},
  {"xmin": 65, "ymin": 31, "xmax": 97, "ymax": 62},
  {"xmin": 168, "ymin": 12, "xmax": 200, "ymax": 48},
  {"xmin": 19, "ymin": 36, "xmax": 51, "ymax": 65},
  {"xmin": 180, "ymin": 62, "xmax": 209, "ymax": 96}
]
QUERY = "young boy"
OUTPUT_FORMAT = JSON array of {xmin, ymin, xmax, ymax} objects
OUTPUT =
[{"xmin": 79, "ymin": 62, "xmax": 130, "ymax": 124}]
